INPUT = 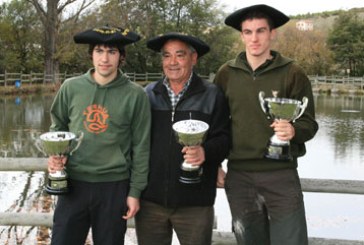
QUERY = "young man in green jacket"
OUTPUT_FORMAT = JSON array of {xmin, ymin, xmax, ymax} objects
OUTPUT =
[
  {"xmin": 47, "ymin": 25, "xmax": 151, "ymax": 245},
  {"xmin": 214, "ymin": 4, "xmax": 318, "ymax": 245}
]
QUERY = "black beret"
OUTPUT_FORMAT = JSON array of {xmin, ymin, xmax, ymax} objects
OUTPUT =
[
  {"xmin": 225, "ymin": 4, "xmax": 290, "ymax": 31},
  {"xmin": 73, "ymin": 25, "xmax": 140, "ymax": 47},
  {"xmin": 147, "ymin": 32, "xmax": 210, "ymax": 58}
]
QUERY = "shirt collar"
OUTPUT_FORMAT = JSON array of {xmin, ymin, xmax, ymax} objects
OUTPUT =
[{"xmin": 163, "ymin": 72, "xmax": 193, "ymax": 95}]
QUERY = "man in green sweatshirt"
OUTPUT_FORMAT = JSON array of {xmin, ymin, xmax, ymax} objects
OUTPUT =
[
  {"xmin": 214, "ymin": 4, "xmax": 318, "ymax": 245},
  {"xmin": 46, "ymin": 25, "xmax": 151, "ymax": 245}
]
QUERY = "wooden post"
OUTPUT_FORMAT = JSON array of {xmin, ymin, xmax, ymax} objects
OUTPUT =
[{"xmin": 4, "ymin": 70, "xmax": 7, "ymax": 87}]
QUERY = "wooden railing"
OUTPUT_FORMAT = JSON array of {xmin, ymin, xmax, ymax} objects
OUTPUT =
[
  {"xmin": 0, "ymin": 72, "xmax": 82, "ymax": 86},
  {"xmin": 0, "ymin": 158, "xmax": 363, "ymax": 245},
  {"xmin": 308, "ymin": 75, "xmax": 364, "ymax": 93},
  {"xmin": 308, "ymin": 75, "xmax": 364, "ymax": 85},
  {"xmin": 0, "ymin": 72, "xmax": 211, "ymax": 86},
  {"xmin": 0, "ymin": 71, "xmax": 362, "ymax": 83},
  {"xmin": 0, "ymin": 72, "xmax": 362, "ymax": 84}
]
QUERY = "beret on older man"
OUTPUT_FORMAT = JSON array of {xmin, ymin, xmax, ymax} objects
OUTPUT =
[
  {"xmin": 147, "ymin": 32, "xmax": 210, "ymax": 58},
  {"xmin": 225, "ymin": 4, "xmax": 290, "ymax": 31},
  {"xmin": 73, "ymin": 25, "xmax": 140, "ymax": 46}
]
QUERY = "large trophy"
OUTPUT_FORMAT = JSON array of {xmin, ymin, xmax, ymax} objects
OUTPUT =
[
  {"xmin": 36, "ymin": 131, "xmax": 83, "ymax": 195},
  {"xmin": 172, "ymin": 119, "xmax": 209, "ymax": 184},
  {"xmin": 259, "ymin": 91, "xmax": 308, "ymax": 160}
]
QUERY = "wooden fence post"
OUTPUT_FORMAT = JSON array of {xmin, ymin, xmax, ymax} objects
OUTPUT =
[{"xmin": 4, "ymin": 70, "xmax": 7, "ymax": 87}]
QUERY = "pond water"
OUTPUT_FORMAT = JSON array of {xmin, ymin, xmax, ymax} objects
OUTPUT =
[{"xmin": 0, "ymin": 92, "xmax": 363, "ymax": 243}]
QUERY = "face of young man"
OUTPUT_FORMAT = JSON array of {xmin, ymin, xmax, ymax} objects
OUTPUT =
[
  {"xmin": 92, "ymin": 45, "xmax": 121, "ymax": 85},
  {"xmin": 161, "ymin": 40, "xmax": 198, "ymax": 85},
  {"xmin": 240, "ymin": 18, "xmax": 276, "ymax": 59}
]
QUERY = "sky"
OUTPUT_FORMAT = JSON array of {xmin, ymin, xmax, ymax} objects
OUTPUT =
[
  {"xmin": 218, "ymin": 0, "xmax": 364, "ymax": 15},
  {"xmin": 0, "ymin": 0, "xmax": 362, "ymax": 16}
]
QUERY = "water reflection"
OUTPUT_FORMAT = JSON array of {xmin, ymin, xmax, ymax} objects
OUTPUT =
[
  {"xmin": 1, "ymin": 93, "xmax": 363, "ymax": 159},
  {"xmin": 312, "ymin": 93, "xmax": 364, "ymax": 168},
  {"xmin": 0, "ymin": 94, "xmax": 54, "ymax": 244},
  {"xmin": 0, "ymin": 171, "xmax": 51, "ymax": 244},
  {"xmin": 0, "ymin": 94, "xmax": 54, "ymax": 158},
  {"xmin": 0, "ymin": 93, "xmax": 363, "ymax": 242}
]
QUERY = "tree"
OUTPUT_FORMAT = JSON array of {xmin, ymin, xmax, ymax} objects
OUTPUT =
[
  {"xmin": 328, "ymin": 12, "xmax": 364, "ymax": 76},
  {"xmin": 0, "ymin": 0, "xmax": 42, "ymax": 73},
  {"xmin": 273, "ymin": 22, "xmax": 334, "ymax": 75},
  {"xmin": 26, "ymin": 0, "xmax": 96, "ymax": 81},
  {"xmin": 96, "ymin": 0, "xmax": 235, "ymax": 75}
]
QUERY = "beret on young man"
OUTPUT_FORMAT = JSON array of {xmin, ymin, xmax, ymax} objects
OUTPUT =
[
  {"xmin": 225, "ymin": 4, "xmax": 290, "ymax": 31},
  {"xmin": 73, "ymin": 25, "xmax": 140, "ymax": 46}
]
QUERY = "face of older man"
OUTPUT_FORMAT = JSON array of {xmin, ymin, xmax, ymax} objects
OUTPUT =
[{"xmin": 161, "ymin": 40, "xmax": 197, "ymax": 85}]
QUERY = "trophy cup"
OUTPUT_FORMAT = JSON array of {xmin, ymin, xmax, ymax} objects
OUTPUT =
[
  {"xmin": 36, "ymin": 131, "xmax": 83, "ymax": 195},
  {"xmin": 259, "ymin": 91, "xmax": 308, "ymax": 160},
  {"xmin": 172, "ymin": 119, "xmax": 209, "ymax": 184}
]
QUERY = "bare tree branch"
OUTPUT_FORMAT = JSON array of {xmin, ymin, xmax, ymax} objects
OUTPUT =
[
  {"xmin": 62, "ymin": 0, "xmax": 96, "ymax": 22},
  {"xmin": 26, "ymin": 0, "xmax": 97, "ymax": 78},
  {"xmin": 25, "ymin": 0, "xmax": 47, "ymax": 24}
]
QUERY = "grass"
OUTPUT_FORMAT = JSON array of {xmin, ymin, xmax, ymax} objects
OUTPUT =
[{"xmin": 0, "ymin": 83, "xmax": 60, "ymax": 95}]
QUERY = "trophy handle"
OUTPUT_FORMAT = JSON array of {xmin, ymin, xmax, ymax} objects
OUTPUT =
[
  {"xmin": 293, "ymin": 97, "xmax": 308, "ymax": 122},
  {"xmin": 258, "ymin": 91, "xmax": 267, "ymax": 114},
  {"xmin": 69, "ymin": 131, "xmax": 84, "ymax": 155},
  {"xmin": 34, "ymin": 138, "xmax": 46, "ymax": 156}
]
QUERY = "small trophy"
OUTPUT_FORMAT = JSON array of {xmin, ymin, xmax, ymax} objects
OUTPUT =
[
  {"xmin": 259, "ymin": 91, "xmax": 308, "ymax": 160},
  {"xmin": 172, "ymin": 119, "xmax": 209, "ymax": 184},
  {"xmin": 36, "ymin": 131, "xmax": 83, "ymax": 195}
]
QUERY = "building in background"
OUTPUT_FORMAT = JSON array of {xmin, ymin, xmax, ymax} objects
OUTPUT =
[{"xmin": 296, "ymin": 19, "xmax": 314, "ymax": 31}]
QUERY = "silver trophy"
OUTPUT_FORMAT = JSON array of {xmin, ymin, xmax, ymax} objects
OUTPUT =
[
  {"xmin": 36, "ymin": 131, "xmax": 83, "ymax": 195},
  {"xmin": 259, "ymin": 91, "xmax": 308, "ymax": 160},
  {"xmin": 172, "ymin": 119, "xmax": 209, "ymax": 184}
]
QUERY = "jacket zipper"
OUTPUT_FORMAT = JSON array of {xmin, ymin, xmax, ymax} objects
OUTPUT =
[{"xmin": 166, "ymin": 102, "xmax": 177, "ymax": 206}]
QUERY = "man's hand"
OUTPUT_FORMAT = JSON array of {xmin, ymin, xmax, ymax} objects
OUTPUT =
[
  {"xmin": 47, "ymin": 155, "xmax": 67, "ymax": 173},
  {"xmin": 182, "ymin": 146, "xmax": 205, "ymax": 166},
  {"xmin": 216, "ymin": 166, "xmax": 226, "ymax": 188},
  {"xmin": 270, "ymin": 120, "xmax": 295, "ymax": 141},
  {"xmin": 122, "ymin": 196, "xmax": 140, "ymax": 220}
]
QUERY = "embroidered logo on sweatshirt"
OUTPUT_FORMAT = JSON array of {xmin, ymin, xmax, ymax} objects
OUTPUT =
[{"xmin": 83, "ymin": 104, "xmax": 109, "ymax": 134}]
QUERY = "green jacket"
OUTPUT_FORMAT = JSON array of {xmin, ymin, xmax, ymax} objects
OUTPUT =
[
  {"xmin": 214, "ymin": 51, "xmax": 318, "ymax": 171},
  {"xmin": 50, "ymin": 69, "xmax": 151, "ymax": 198}
]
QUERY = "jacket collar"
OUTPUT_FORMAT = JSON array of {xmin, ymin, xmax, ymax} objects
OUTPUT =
[{"xmin": 228, "ymin": 50, "xmax": 293, "ymax": 72}]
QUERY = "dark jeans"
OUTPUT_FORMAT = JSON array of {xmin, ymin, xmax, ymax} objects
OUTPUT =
[
  {"xmin": 225, "ymin": 168, "xmax": 308, "ymax": 245},
  {"xmin": 51, "ymin": 179, "xmax": 129, "ymax": 245},
  {"xmin": 135, "ymin": 200, "xmax": 214, "ymax": 245}
]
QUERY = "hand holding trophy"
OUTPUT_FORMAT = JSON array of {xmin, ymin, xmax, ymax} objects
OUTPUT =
[
  {"xmin": 36, "ymin": 131, "xmax": 83, "ymax": 195},
  {"xmin": 172, "ymin": 119, "xmax": 209, "ymax": 184},
  {"xmin": 259, "ymin": 91, "xmax": 308, "ymax": 160}
]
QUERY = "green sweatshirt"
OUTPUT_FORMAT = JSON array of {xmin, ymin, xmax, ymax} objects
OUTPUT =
[
  {"xmin": 214, "ymin": 51, "xmax": 318, "ymax": 171},
  {"xmin": 50, "ymin": 69, "xmax": 151, "ymax": 198}
]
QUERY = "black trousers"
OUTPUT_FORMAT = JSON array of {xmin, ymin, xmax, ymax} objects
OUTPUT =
[{"xmin": 51, "ymin": 179, "xmax": 129, "ymax": 245}]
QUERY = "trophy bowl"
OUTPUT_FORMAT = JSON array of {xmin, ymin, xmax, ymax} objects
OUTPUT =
[
  {"xmin": 172, "ymin": 120, "xmax": 209, "ymax": 184},
  {"xmin": 259, "ymin": 91, "xmax": 308, "ymax": 160},
  {"xmin": 261, "ymin": 98, "xmax": 303, "ymax": 121},
  {"xmin": 36, "ymin": 131, "xmax": 83, "ymax": 195},
  {"xmin": 40, "ymin": 132, "xmax": 78, "ymax": 155}
]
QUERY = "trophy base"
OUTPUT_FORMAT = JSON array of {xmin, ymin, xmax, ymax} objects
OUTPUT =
[
  {"xmin": 45, "ymin": 185, "xmax": 69, "ymax": 195},
  {"xmin": 265, "ymin": 142, "xmax": 292, "ymax": 160},
  {"xmin": 179, "ymin": 163, "xmax": 202, "ymax": 184},
  {"xmin": 46, "ymin": 173, "xmax": 70, "ymax": 195}
]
